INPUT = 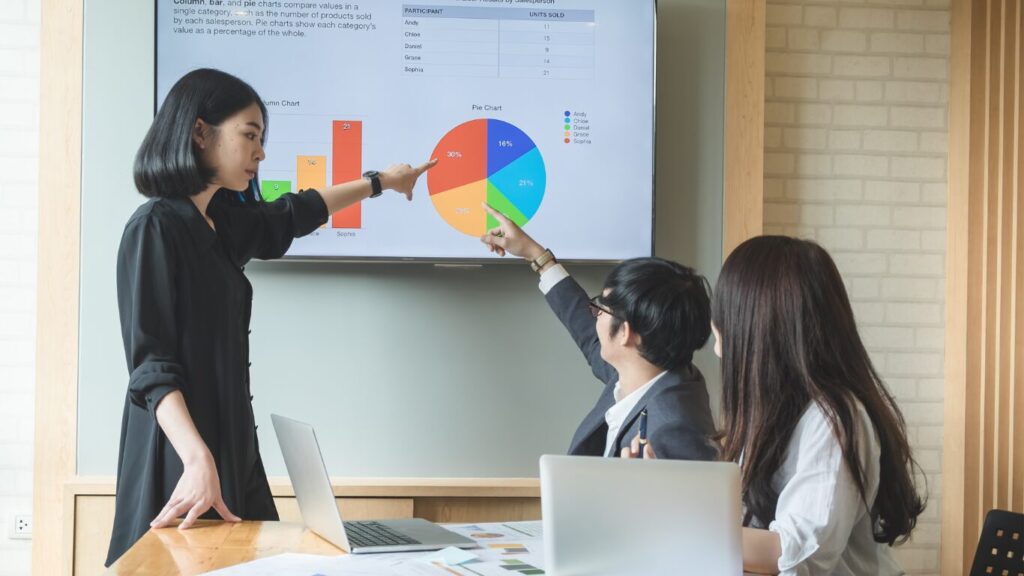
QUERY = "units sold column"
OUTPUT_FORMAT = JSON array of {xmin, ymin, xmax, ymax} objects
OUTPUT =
[{"xmin": 499, "ymin": 11, "xmax": 595, "ymax": 80}]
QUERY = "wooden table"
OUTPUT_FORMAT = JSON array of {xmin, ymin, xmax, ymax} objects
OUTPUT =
[
  {"xmin": 104, "ymin": 521, "xmax": 344, "ymax": 575},
  {"xmin": 106, "ymin": 519, "xmax": 761, "ymax": 575}
]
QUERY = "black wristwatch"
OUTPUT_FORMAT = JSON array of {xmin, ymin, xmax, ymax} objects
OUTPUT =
[{"xmin": 363, "ymin": 170, "xmax": 383, "ymax": 198}]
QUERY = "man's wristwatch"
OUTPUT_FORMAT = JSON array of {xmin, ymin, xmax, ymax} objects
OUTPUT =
[
  {"xmin": 530, "ymin": 249, "xmax": 557, "ymax": 273},
  {"xmin": 363, "ymin": 170, "xmax": 383, "ymax": 198}
]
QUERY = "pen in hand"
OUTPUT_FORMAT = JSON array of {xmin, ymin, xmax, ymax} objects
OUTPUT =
[{"xmin": 637, "ymin": 409, "xmax": 648, "ymax": 458}]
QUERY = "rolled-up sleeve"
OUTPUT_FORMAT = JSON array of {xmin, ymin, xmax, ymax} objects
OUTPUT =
[
  {"xmin": 768, "ymin": 405, "xmax": 876, "ymax": 575},
  {"xmin": 116, "ymin": 216, "xmax": 186, "ymax": 415}
]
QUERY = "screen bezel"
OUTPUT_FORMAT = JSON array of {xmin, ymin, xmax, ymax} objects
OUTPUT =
[{"xmin": 152, "ymin": 0, "xmax": 657, "ymax": 265}]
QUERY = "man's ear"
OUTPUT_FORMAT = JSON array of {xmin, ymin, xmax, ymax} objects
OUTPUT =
[
  {"xmin": 618, "ymin": 321, "xmax": 639, "ymax": 348},
  {"xmin": 192, "ymin": 118, "xmax": 209, "ymax": 149}
]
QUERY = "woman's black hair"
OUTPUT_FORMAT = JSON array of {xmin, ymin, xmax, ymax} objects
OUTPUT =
[
  {"xmin": 713, "ymin": 236, "xmax": 925, "ymax": 545},
  {"xmin": 601, "ymin": 258, "xmax": 712, "ymax": 370},
  {"xmin": 134, "ymin": 68, "xmax": 268, "ymax": 198}
]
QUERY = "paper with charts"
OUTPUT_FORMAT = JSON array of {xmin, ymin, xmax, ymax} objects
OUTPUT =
[{"xmin": 201, "ymin": 521, "xmax": 546, "ymax": 575}]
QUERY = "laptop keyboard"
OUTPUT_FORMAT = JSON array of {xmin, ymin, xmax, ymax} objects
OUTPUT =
[{"xmin": 343, "ymin": 521, "xmax": 421, "ymax": 548}]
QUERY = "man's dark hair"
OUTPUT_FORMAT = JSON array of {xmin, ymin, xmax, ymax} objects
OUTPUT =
[
  {"xmin": 134, "ymin": 68, "xmax": 268, "ymax": 198},
  {"xmin": 601, "ymin": 257, "xmax": 712, "ymax": 370}
]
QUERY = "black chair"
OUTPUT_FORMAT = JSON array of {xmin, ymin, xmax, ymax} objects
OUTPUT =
[{"xmin": 970, "ymin": 509, "xmax": 1024, "ymax": 576}]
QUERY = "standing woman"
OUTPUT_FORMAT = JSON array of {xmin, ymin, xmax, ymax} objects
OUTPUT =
[
  {"xmin": 629, "ymin": 236, "xmax": 925, "ymax": 575},
  {"xmin": 106, "ymin": 68, "xmax": 434, "ymax": 565}
]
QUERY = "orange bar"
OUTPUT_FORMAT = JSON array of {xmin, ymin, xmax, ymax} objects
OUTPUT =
[
  {"xmin": 296, "ymin": 156, "xmax": 327, "ymax": 228},
  {"xmin": 332, "ymin": 120, "xmax": 362, "ymax": 229},
  {"xmin": 296, "ymin": 156, "xmax": 327, "ymax": 190}
]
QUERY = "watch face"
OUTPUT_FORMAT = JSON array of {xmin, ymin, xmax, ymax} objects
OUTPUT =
[{"xmin": 363, "ymin": 170, "xmax": 379, "ymax": 178}]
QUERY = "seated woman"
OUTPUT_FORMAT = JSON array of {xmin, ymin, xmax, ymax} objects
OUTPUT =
[{"xmin": 628, "ymin": 236, "xmax": 925, "ymax": 575}]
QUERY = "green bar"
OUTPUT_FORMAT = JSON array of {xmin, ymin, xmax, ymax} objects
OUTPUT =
[{"xmin": 260, "ymin": 180, "xmax": 291, "ymax": 202}]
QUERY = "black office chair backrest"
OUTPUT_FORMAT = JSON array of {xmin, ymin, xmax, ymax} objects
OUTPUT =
[{"xmin": 969, "ymin": 509, "xmax": 1024, "ymax": 576}]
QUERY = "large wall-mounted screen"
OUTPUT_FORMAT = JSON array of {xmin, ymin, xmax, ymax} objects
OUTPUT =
[{"xmin": 157, "ymin": 0, "xmax": 655, "ymax": 261}]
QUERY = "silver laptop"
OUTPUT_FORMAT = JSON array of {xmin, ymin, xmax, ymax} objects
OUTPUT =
[
  {"xmin": 271, "ymin": 414, "xmax": 476, "ymax": 553},
  {"xmin": 540, "ymin": 454, "xmax": 743, "ymax": 575}
]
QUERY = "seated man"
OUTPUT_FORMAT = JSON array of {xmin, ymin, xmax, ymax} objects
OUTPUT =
[{"xmin": 481, "ymin": 205, "xmax": 717, "ymax": 461}]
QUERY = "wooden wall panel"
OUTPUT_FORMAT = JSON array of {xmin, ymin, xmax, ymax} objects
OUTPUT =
[
  {"xmin": 943, "ymin": 1, "xmax": 1024, "ymax": 574},
  {"xmin": 414, "ymin": 497, "xmax": 542, "ymax": 524},
  {"xmin": 34, "ymin": 1, "xmax": 83, "ymax": 575},
  {"xmin": 1014, "ymin": 0, "xmax": 1024, "ymax": 520},
  {"xmin": 73, "ymin": 497, "xmax": 115, "ymax": 576},
  {"xmin": 271, "ymin": 497, "xmax": 414, "ymax": 523},
  {"xmin": 724, "ymin": 0, "xmax": 766, "ymax": 257}
]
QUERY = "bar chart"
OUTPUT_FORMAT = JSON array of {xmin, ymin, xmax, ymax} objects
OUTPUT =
[{"xmin": 260, "ymin": 119, "xmax": 364, "ymax": 230}]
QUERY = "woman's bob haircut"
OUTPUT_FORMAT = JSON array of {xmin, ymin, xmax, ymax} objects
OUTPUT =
[{"xmin": 134, "ymin": 68, "xmax": 268, "ymax": 198}]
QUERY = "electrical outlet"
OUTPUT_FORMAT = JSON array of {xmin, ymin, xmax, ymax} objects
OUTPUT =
[{"xmin": 10, "ymin": 515, "xmax": 31, "ymax": 540}]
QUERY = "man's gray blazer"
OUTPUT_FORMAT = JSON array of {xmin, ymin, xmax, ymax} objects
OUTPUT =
[{"xmin": 545, "ymin": 275, "xmax": 718, "ymax": 461}]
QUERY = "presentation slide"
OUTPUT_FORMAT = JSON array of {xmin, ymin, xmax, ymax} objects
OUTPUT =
[{"xmin": 156, "ymin": 0, "xmax": 655, "ymax": 261}]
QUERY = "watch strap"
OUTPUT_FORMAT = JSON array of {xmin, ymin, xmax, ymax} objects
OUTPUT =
[
  {"xmin": 530, "ymin": 249, "xmax": 557, "ymax": 273},
  {"xmin": 363, "ymin": 171, "xmax": 383, "ymax": 198}
]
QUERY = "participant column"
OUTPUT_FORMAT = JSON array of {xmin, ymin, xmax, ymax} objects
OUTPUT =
[{"xmin": 403, "ymin": 6, "xmax": 500, "ymax": 77}]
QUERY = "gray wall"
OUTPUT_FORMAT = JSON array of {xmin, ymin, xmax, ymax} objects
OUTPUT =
[{"xmin": 77, "ymin": 0, "xmax": 725, "ymax": 477}]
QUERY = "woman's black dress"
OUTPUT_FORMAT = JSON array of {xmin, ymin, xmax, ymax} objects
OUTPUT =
[{"xmin": 105, "ymin": 189, "xmax": 328, "ymax": 566}]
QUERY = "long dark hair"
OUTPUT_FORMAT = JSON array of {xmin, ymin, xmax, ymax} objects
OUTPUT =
[
  {"xmin": 712, "ymin": 236, "xmax": 925, "ymax": 545},
  {"xmin": 134, "ymin": 68, "xmax": 268, "ymax": 198}
]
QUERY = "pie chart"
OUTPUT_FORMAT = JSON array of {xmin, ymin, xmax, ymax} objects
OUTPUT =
[{"xmin": 428, "ymin": 119, "xmax": 546, "ymax": 236}]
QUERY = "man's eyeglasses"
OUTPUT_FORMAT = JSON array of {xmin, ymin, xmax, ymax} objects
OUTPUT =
[{"xmin": 588, "ymin": 295, "xmax": 619, "ymax": 319}]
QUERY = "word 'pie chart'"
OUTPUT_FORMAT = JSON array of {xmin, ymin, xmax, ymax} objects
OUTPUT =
[{"xmin": 428, "ymin": 119, "xmax": 546, "ymax": 236}]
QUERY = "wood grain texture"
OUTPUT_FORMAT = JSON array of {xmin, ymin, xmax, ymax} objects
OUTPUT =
[
  {"xmin": 724, "ymin": 0, "xmax": 766, "ymax": 257},
  {"xmin": 73, "ymin": 497, "xmax": 117, "ymax": 576},
  {"xmin": 34, "ymin": 1, "xmax": 84, "ymax": 575},
  {"xmin": 103, "ymin": 521, "xmax": 340, "ymax": 576},
  {"xmin": 66, "ymin": 477, "xmax": 541, "ymax": 498},
  {"xmin": 414, "ymin": 497, "xmax": 542, "ymax": 524},
  {"xmin": 73, "ymin": 497, "xmax": 412, "ymax": 576},
  {"xmin": 66, "ymin": 481, "xmax": 539, "ymax": 575},
  {"xmin": 943, "ymin": 1, "xmax": 1024, "ymax": 574},
  {"xmin": 271, "ymin": 498, "xmax": 414, "ymax": 523}
]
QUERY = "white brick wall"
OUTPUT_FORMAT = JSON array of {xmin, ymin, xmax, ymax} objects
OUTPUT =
[
  {"xmin": 0, "ymin": 0, "xmax": 39, "ymax": 574},
  {"xmin": 765, "ymin": 1, "xmax": 948, "ymax": 573}
]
